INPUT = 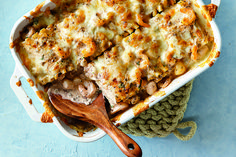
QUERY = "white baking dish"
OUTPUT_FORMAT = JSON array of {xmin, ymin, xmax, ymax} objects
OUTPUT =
[{"xmin": 9, "ymin": 0, "xmax": 221, "ymax": 142}]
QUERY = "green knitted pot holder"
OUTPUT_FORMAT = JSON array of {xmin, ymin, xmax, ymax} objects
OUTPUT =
[{"xmin": 119, "ymin": 80, "xmax": 197, "ymax": 141}]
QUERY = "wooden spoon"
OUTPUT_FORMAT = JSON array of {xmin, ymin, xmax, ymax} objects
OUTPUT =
[{"xmin": 48, "ymin": 92, "xmax": 142, "ymax": 157}]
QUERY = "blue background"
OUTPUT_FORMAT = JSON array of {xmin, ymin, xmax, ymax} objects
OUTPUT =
[{"xmin": 1, "ymin": 0, "xmax": 235, "ymax": 156}]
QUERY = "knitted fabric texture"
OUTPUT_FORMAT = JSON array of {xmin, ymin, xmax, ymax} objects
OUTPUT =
[{"xmin": 119, "ymin": 81, "xmax": 197, "ymax": 141}]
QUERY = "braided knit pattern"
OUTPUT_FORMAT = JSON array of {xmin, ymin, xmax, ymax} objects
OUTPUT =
[{"xmin": 119, "ymin": 81, "xmax": 197, "ymax": 140}]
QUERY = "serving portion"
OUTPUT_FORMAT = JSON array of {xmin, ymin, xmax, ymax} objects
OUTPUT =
[{"xmin": 13, "ymin": 0, "xmax": 218, "ymax": 134}]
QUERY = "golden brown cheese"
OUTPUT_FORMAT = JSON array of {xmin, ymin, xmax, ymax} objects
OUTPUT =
[
  {"xmin": 151, "ymin": 1, "xmax": 214, "ymax": 65},
  {"xmin": 17, "ymin": 0, "xmax": 182, "ymax": 85},
  {"xmin": 21, "ymin": 25, "xmax": 75, "ymax": 84},
  {"xmin": 84, "ymin": 0, "xmax": 214, "ymax": 105},
  {"xmin": 21, "ymin": 0, "xmax": 118, "ymax": 84},
  {"xmin": 15, "ymin": 0, "xmax": 214, "ymax": 107}
]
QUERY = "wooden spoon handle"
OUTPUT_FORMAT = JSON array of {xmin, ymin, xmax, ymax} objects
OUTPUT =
[
  {"xmin": 48, "ymin": 92, "xmax": 142, "ymax": 156},
  {"xmin": 89, "ymin": 113, "xmax": 142, "ymax": 157},
  {"xmin": 106, "ymin": 121, "xmax": 142, "ymax": 157}
]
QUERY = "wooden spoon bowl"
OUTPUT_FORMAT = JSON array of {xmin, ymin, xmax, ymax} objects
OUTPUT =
[{"xmin": 48, "ymin": 92, "xmax": 142, "ymax": 157}]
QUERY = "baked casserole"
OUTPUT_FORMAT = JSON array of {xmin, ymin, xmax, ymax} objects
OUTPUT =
[{"xmin": 12, "ymin": 0, "xmax": 219, "ymax": 134}]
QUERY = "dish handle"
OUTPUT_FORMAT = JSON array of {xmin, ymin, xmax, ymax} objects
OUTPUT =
[{"xmin": 10, "ymin": 66, "xmax": 42, "ymax": 122}]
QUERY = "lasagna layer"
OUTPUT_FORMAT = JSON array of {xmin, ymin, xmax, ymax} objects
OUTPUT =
[
  {"xmin": 84, "ymin": 0, "xmax": 214, "ymax": 106},
  {"xmin": 16, "ymin": 0, "xmax": 214, "ymax": 110}
]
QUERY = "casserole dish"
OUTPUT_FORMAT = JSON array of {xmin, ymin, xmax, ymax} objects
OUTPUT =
[{"xmin": 10, "ymin": 0, "xmax": 221, "ymax": 142}]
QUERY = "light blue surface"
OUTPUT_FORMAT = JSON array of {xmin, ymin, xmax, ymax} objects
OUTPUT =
[{"xmin": 1, "ymin": 0, "xmax": 235, "ymax": 156}]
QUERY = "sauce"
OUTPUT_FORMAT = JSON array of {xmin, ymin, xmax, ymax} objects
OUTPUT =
[
  {"xmin": 36, "ymin": 90, "xmax": 45, "ymax": 100},
  {"xmin": 27, "ymin": 78, "xmax": 34, "ymax": 87},
  {"xmin": 29, "ymin": 99, "xmax": 32, "ymax": 105},
  {"xmin": 16, "ymin": 80, "xmax": 22, "ymax": 87}
]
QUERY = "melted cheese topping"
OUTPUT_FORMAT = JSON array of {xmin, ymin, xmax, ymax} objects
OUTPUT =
[{"xmin": 16, "ymin": 0, "xmax": 214, "ymax": 105}]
